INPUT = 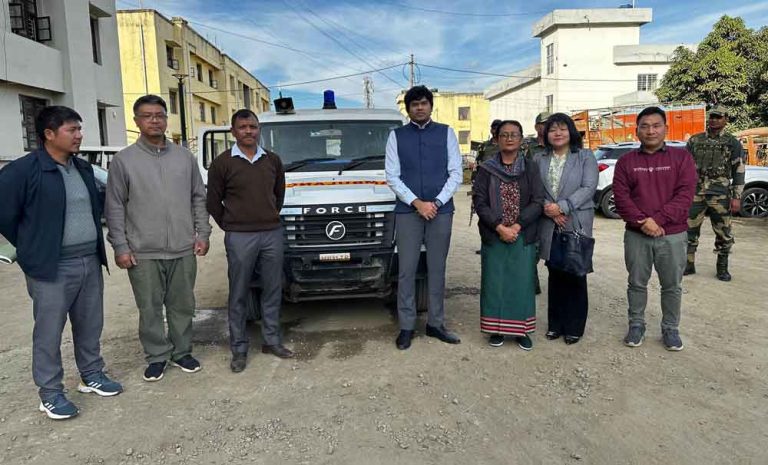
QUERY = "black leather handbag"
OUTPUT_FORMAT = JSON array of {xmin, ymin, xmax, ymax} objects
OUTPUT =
[{"xmin": 546, "ymin": 201, "xmax": 595, "ymax": 276}]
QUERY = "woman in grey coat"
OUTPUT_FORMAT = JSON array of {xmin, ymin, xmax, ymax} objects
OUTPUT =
[{"xmin": 534, "ymin": 113, "xmax": 598, "ymax": 344}]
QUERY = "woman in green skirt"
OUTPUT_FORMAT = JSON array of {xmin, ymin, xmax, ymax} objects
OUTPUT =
[{"xmin": 472, "ymin": 120, "xmax": 545, "ymax": 349}]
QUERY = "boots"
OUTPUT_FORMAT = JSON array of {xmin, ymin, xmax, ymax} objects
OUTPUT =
[
  {"xmin": 684, "ymin": 261, "xmax": 696, "ymax": 276},
  {"xmin": 684, "ymin": 248, "xmax": 696, "ymax": 276},
  {"xmin": 716, "ymin": 254, "xmax": 731, "ymax": 282}
]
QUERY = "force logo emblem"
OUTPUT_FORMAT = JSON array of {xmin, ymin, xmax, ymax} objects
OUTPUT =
[{"xmin": 325, "ymin": 221, "xmax": 346, "ymax": 241}]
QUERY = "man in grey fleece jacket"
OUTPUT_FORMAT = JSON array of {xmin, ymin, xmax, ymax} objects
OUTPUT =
[{"xmin": 106, "ymin": 95, "xmax": 211, "ymax": 382}]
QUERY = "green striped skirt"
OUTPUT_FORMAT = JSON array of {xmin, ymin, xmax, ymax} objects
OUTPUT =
[{"xmin": 480, "ymin": 237, "xmax": 536, "ymax": 336}]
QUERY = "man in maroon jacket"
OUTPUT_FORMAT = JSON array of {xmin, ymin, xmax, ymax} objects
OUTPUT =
[{"xmin": 613, "ymin": 106, "xmax": 697, "ymax": 351}]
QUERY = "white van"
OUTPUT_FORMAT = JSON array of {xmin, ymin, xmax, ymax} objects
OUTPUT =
[{"xmin": 198, "ymin": 106, "xmax": 429, "ymax": 310}]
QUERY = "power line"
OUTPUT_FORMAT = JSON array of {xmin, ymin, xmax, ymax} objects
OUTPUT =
[
  {"xmin": 300, "ymin": 3, "xmax": 405, "ymax": 84},
  {"xmin": 242, "ymin": 18, "xmax": 367, "ymax": 88},
  {"xmin": 379, "ymin": 1, "xmax": 548, "ymax": 17},
  {"xmin": 282, "ymin": 0, "xmax": 405, "ymax": 88},
  {"xmin": 417, "ymin": 63, "xmax": 640, "ymax": 83},
  {"xmin": 270, "ymin": 64, "xmax": 405, "ymax": 89},
  {"xmin": 117, "ymin": 0, "xmax": 345, "ymax": 58},
  {"xmin": 186, "ymin": 20, "xmax": 341, "ymax": 58},
  {"xmin": 121, "ymin": 63, "xmax": 406, "ymax": 94}
]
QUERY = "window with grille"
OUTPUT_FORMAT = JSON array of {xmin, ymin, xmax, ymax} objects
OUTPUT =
[
  {"xmin": 545, "ymin": 95, "xmax": 553, "ymax": 113},
  {"xmin": 637, "ymin": 74, "xmax": 658, "ymax": 91},
  {"xmin": 166, "ymin": 45, "xmax": 178, "ymax": 69},
  {"xmin": 458, "ymin": 107, "xmax": 470, "ymax": 121},
  {"xmin": 90, "ymin": 16, "xmax": 101, "ymax": 64},
  {"xmin": 169, "ymin": 90, "xmax": 178, "ymax": 114},
  {"xmin": 19, "ymin": 95, "xmax": 47, "ymax": 151},
  {"xmin": 243, "ymin": 84, "xmax": 251, "ymax": 109},
  {"xmin": 546, "ymin": 43, "xmax": 555, "ymax": 75},
  {"xmin": 196, "ymin": 64, "xmax": 203, "ymax": 82},
  {"xmin": 97, "ymin": 108, "xmax": 108, "ymax": 145},
  {"xmin": 458, "ymin": 130, "xmax": 470, "ymax": 145},
  {"xmin": 9, "ymin": 1, "xmax": 51, "ymax": 43},
  {"xmin": 210, "ymin": 106, "xmax": 217, "ymax": 124},
  {"xmin": 199, "ymin": 102, "xmax": 206, "ymax": 122}
]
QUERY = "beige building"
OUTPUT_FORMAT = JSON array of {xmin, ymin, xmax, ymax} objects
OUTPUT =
[
  {"xmin": 397, "ymin": 91, "xmax": 491, "ymax": 155},
  {"xmin": 117, "ymin": 9, "xmax": 269, "ymax": 147}
]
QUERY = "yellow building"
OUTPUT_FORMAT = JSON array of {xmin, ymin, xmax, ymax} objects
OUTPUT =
[
  {"xmin": 396, "ymin": 91, "xmax": 491, "ymax": 154},
  {"xmin": 117, "ymin": 9, "xmax": 270, "ymax": 148}
]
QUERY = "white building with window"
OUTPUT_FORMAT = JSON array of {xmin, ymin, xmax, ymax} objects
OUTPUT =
[
  {"xmin": 484, "ymin": 8, "xmax": 693, "ymax": 135},
  {"xmin": 0, "ymin": 0, "xmax": 126, "ymax": 164}
]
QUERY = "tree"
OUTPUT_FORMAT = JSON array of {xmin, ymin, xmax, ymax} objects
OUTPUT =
[{"xmin": 656, "ymin": 16, "xmax": 768, "ymax": 130}]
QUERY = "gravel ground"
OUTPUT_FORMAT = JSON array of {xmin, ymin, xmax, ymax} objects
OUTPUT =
[{"xmin": 0, "ymin": 185, "xmax": 766, "ymax": 465}]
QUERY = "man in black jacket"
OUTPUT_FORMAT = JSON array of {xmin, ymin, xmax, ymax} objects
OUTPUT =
[{"xmin": 0, "ymin": 106, "xmax": 122, "ymax": 420}]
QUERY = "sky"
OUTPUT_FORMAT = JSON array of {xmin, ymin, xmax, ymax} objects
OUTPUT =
[{"xmin": 114, "ymin": 0, "xmax": 768, "ymax": 110}]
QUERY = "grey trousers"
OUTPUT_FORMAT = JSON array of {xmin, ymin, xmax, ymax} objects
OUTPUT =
[
  {"xmin": 224, "ymin": 228, "xmax": 284, "ymax": 353},
  {"xmin": 127, "ymin": 255, "xmax": 197, "ymax": 363},
  {"xmin": 624, "ymin": 230, "xmax": 687, "ymax": 331},
  {"xmin": 396, "ymin": 212, "xmax": 453, "ymax": 331},
  {"xmin": 25, "ymin": 254, "xmax": 105, "ymax": 398}
]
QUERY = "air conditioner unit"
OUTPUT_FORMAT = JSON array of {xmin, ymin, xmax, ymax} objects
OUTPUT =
[{"xmin": 211, "ymin": 80, "xmax": 218, "ymax": 89}]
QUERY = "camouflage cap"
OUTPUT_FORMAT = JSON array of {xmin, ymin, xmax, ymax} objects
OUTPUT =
[
  {"xmin": 708, "ymin": 105, "xmax": 728, "ymax": 117},
  {"xmin": 535, "ymin": 112, "xmax": 551, "ymax": 124}
]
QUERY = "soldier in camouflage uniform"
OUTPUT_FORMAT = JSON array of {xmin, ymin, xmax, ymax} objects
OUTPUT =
[
  {"xmin": 523, "ymin": 112, "xmax": 550, "ymax": 160},
  {"xmin": 470, "ymin": 120, "xmax": 502, "ymax": 254},
  {"xmin": 474, "ymin": 119, "xmax": 503, "ymax": 170},
  {"xmin": 684, "ymin": 105, "xmax": 745, "ymax": 281},
  {"xmin": 524, "ymin": 112, "xmax": 549, "ymax": 294}
]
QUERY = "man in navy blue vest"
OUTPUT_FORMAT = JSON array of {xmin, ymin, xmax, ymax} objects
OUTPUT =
[{"xmin": 385, "ymin": 86, "xmax": 463, "ymax": 350}]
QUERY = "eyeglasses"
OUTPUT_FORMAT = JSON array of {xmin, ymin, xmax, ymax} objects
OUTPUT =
[
  {"xmin": 498, "ymin": 132, "xmax": 522, "ymax": 140},
  {"xmin": 135, "ymin": 113, "xmax": 168, "ymax": 121}
]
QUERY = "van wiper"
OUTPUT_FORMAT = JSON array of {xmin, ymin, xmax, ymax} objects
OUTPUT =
[
  {"xmin": 337, "ymin": 155, "xmax": 385, "ymax": 174},
  {"xmin": 284, "ymin": 157, "xmax": 340, "ymax": 172}
]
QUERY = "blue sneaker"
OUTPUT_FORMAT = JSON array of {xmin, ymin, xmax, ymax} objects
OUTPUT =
[
  {"xmin": 662, "ymin": 329, "xmax": 684, "ymax": 351},
  {"xmin": 39, "ymin": 393, "xmax": 79, "ymax": 420},
  {"xmin": 170, "ymin": 355, "xmax": 202, "ymax": 373},
  {"xmin": 77, "ymin": 372, "xmax": 124, "ymax": 397}
]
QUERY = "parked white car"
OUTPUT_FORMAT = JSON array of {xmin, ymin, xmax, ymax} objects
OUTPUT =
[
  {"xmin": 742, "ymin": 165, "xmax": 768, "ymax": 218},
  {"xmin": 593, "ymin": 142, "xmax": 768, "ymax": 219}
]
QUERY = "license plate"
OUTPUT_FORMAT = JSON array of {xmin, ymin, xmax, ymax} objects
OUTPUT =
[{"xmin": 318, "ymin": 252, "xmax": 351, "ymax": 262}]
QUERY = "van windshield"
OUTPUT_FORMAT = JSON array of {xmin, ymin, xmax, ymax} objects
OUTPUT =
[{"xmin": 261, "ymin": 120, "xmax": 401, "ymax": 164}]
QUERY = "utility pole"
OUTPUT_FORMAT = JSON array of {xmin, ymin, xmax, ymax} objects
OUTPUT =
[
  {"xmin": 409, "ymin": 54, "xmax": 415, "ymax": 88},
  {"xmin": 363, "ymin": 76, "xmax": 373, "ymax": 109},
  {"xmin": 172, "ymin": 73, "xmax": 189, "ymax": 147}
]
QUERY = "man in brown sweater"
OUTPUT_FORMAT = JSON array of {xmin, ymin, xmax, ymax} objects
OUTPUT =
[{"xmin": 206, "ymin": 109, "xmax": 293, "ymax": 372}]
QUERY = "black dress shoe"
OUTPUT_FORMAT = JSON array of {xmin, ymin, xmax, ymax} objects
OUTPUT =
[
  {"xmin": 230, "ymin": 353, "xmax": 247, "ymax": 373},
  {"xmin": 425, "ymin": 325, "xmax": 461, "ymax": 344},
  {"xmin": 545, "ymin": 330, "xmax": 561, "ymax": 340},
  {"xmin": 564, "ymin": 336, "xmax": 581, "ymax": 345},
  {"xmin": 396, "ymin": 330, "xmax": 414, "ymax": 350},
  {"xmin": 261, "ymin": 344, "xmax": 295, "ymax": 359}
]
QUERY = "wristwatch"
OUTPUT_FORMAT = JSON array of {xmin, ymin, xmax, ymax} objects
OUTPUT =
[{"xmin": 434, "ymin": 199, "xmax": 444, "ymax": 208}]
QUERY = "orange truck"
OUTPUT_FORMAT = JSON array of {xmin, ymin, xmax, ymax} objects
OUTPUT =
[
  {"xmin": 735, "ymin": 127, "xmax": 768, "ymax": 166},
  {"xmin": 572, "ymin": 103, "xmax": 706, "ymax": 150}
]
